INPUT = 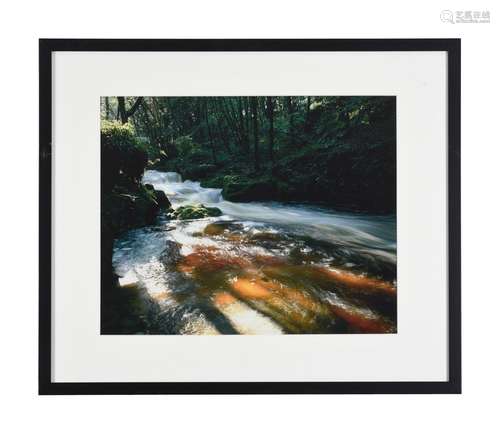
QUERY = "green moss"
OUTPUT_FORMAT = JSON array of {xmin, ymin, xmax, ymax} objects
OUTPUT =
[
  {"xmin": 170, "ymin": 204, "xmax": 223, "ymax": 220},
  {"xmin": 101, "ymin": 120, "xmax": 149, "ymax": 190},
  {"xmin": 102, "ymin": 184, "xmax": 160, "ymax": 234}
]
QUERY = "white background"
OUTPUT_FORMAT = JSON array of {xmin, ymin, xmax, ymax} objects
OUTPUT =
[{"xmin": 0, "ymin": 0, "xmax": 498, "ymax": 433}]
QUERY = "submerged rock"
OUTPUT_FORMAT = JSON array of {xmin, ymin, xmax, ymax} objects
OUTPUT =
[
  {"xmin": 170, "ymin": 204, "xmax": 222, "ymax": 220},
  {"xmin": 203, "ymin": 221, "xmax": 244, "ymax": 236},
  {"xmin": 159, "ymin": 240, "xmax": 183, "ymax": 266},
  {"xmin": 101, "ymin": 185, "xmax": 160, "ymax": 235},
  {"xmin": 142, "ymin": 182, "xmax": 172, "ymax": 209},
  {"xmin": 203, "ymin": 223, "xmax": 226, "ymax": 236}
]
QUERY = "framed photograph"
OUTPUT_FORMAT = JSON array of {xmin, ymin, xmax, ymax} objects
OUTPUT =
[{"xmin": 39, "ymin": 39, "xmax": 461, "ymax": 394}]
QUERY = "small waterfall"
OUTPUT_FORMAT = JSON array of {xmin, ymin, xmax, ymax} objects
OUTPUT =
[
  {"xmin": 143, "ymin": 171, "xmax": 182, "ymax": 185},
  {"xmin": 198, "ymin": 189, "xmax": 223, "ymax": 204},
  {"xmin": 143, "ymin": 170, "xmax": 222, "ymax": 206},
  {"xmin": 165, "ymin": 172, "xmax": 182, "ymax": 183}
]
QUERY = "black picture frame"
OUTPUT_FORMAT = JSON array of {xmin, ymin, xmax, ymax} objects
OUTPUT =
[{"xmin": 39, "ymin": 38, "xmax": 461, "ymax": 395}]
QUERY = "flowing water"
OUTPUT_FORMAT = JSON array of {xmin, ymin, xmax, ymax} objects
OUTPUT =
[{"xmin": 112, "ymin": 170, "xmax": 397, "ymax": 334}]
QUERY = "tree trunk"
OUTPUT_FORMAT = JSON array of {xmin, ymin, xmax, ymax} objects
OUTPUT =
[
  {"xmin": 117, "ymin": 97, "xmax": 128, "ymax": 123},
  {"xmin": 238, "ymin": 97, "xmax": 249, "ymax": 153},
  {"xmin": 284, "ymin": 96, "xmax": 293, "ymax": 115},
  {"xmin": 117, "ymin": 97, "xmax": 144, "ymax": 124},
  {"xmin": 217, "ymin": 122, "xmax": 231, "ymax": 153},
  {"xmin": 245, "ymin": 97, "xmax": 251, "ymax": 152},
  {"xmin": 284, "ymin": 96, "xmax": 295, "ymax": 145},
  {"xmin": 266, "ymin": 96, "xmax": 274, "ymax": 163},
  {"xmin": 304, "ymin": 96, "xmax": 312, "ymax": 133},
  {"xmin": 251, "ymin": 97, "xmax": 260, "ymax": 171},
  {"xmin": 204, "ymin": 100, "xmax": 217, "ymax": 164},
  {"xmin": 218, "ymin": 98, "xmax": 243, "ymax": 150},
  {"xmin": 127, "ymin": 97, "xmax": 144, "ymax": 119},
  {"xmin": 140, "ymin": 101, "xmax": 159, "ymax": 147},
  {"xmin": 105, "ymin": 97, "xmax": 110, "ymax": 120}
]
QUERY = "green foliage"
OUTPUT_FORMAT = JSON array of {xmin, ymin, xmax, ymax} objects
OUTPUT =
[
  {"xmin": 170, "ymin": 204, "xmax": 223, "ymax": 220},
  {"xmin": 101, "ymin": 96, "xmax": 396, "ymax": 212},
  {"xmin": 101, "ymin": 120, "xmax": 148, "ymax": 190},
  {"xmin": 173, "ymin": 135, "xmax": 200, "ymax": 156},
  {"xmin": 101, "ymin": 120, "xmax": 137, "ymax": 148}
]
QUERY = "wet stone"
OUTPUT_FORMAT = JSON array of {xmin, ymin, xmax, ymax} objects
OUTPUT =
[
  {"xmin": 159, "ymin": 240, "xmax": 182, "ymax": 266},
  {"xmin": 204, "ymin": 221, "xmax": 244, "ymax": 236}
]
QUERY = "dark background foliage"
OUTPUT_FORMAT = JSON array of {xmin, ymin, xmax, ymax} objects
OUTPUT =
[{"xmin": 101, "ymin": 96, "xmax": 396, "ymax": 213}]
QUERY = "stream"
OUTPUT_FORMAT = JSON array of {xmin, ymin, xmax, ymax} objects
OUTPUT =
[{"xmin": 112, "ymin": 170, "xmax": 397, "ymax": 334}]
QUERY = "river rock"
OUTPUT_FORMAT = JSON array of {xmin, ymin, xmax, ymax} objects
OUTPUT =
[
  {"xmin": 222, "ymin": 176, "xmax": 277, "ymax": 202},
  {"xmin": 101, "ymin": 186, "xmax": 159, "ymax": 235},
  {"xmin": 170, "ymin": 204, "xmax": 222, "ymax": 220},
  {"xmin": 204, "ymin": 221, "xmax": 244, "ymax": 236},
  {"xmin": 159, "ymin": 240, "xmax": 182, "ymax": 266},
  {"xmin": 153, "ymin": 189, "xmax": 171, "ymax": 208}
]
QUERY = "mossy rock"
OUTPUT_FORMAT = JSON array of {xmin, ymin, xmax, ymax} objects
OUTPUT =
[
  {"xmin": 101, "ymin": 184, "xmax": 163, "ymax": 235},
  {"xmin": 170, "ymin": 204, "xmax": 223, "ymax": 220},
  {"xmin": 153, "ymin": 190, "xmax": 171, "ymax": 208},
  {"xmin": 141, "ymin": 182, "xmax": 172, "ymax": 209},
  {"xmin": 203, "ymin": 223, "xmax": 226, "ymax": 236},
  {"xmin": 222, "ymin": 176, "xmax": 277, "ymax": 202}
]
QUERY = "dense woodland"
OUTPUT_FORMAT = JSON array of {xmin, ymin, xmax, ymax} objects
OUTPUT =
[{"xmin": 101, "ymin": 96, "xmax": 396, "ymax": 211}]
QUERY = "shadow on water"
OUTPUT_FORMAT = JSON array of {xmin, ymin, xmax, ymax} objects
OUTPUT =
[
  {"xmin": 194, "ymin": 301, "xmax": 239, "ymax": 334},
  {"xmin": 174, "ymin": 245, "xmax": 396, "ymax": 334},
  {"xmin": 101, "ymin": 281, "xmax": 161, "ymax": 334},
  {"xmin": 101, "ymin": 272, "xmax": 239, "ymax": 335},
  {"xmin": 107, "ymin": 226, "xmax": 397, "ymax": 335}
]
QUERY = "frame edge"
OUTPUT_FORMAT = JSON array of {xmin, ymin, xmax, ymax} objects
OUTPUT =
[{"xmin": 38, "ymin": 38, "xmax": 461, "ymax": 395}]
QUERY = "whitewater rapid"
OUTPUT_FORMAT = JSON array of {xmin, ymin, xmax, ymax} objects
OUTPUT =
[
  {"xmin": 111, "ymin": 170, "xmax": 397, "ymax": 335},
  {"xmin": 142, "ymin": 170, "xmax": 396, "ymax": 261}
]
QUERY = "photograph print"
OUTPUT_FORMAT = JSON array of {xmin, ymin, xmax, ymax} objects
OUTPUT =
[{"xmin": 101, "ymin": 96, "xmax": 396, "ymax": 335}]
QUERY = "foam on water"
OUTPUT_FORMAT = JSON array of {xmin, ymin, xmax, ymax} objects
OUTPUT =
[{"xmin": 142, "ymin": 170, "xmax": 396, "ymax": 259}]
